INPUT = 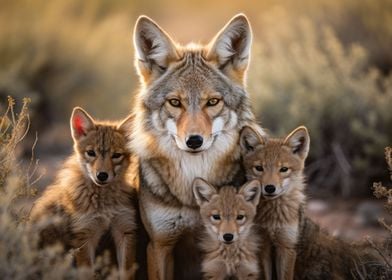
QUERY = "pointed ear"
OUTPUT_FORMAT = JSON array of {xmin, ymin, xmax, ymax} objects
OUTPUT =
[
  {"xmin": 118, "ymin": 114, "xmax": 133, "ymax": 132},
  {"xmin": 133, "ymin": 16, "xmax": 179, "ymax": 84},
  {"xmin": 240, "ymin": 126, "xmax": 264, "ymax": 154},
  {"xmin": 239, "ymin": 180, "xmax": 261, "ymax": 206},
  {"xmin": 207, "ymin": 14, "xmax": 252, "ymax": 83},
  {"xmin": 283, "ymin": 126, "xmax": 310, "ymax": 160},
  {"xmin": 192, "ymin": 178, "xmax": 217, "ymax": 206},
  {"xmin": 70, "ymin": 107, "xmax": 95, "ymax": 141}
]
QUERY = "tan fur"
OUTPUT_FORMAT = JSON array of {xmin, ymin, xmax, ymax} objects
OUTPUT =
[
  {"xmin": 30, "ymin": 107, "xmax": 138, "ymax": 279},
  {"xmin": 193, "ymin": 179, "xmax": 261, "ymax": 280},
  {"xmin": 240, "ymin": 126, "xmax": 310, "ymax": 280},
  {"xmin": 131, "ymin": 14, "xmax": 261, "ymax": 280}
]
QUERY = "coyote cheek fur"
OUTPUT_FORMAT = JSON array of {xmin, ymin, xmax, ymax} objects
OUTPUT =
[
  {"xmin": 131, "ymin": 14, "xmax": 261, "ymax": 280},
  {"xmin": 240, "ymin": 126, "xmax": 310, "ymax": 280},
  {"xmin": 30, "ymin": 107, "xmax": 138, "ymax": 278},
  {"xmin": 193, "ymin": 178, "xmax": 261, "ymax": 280}
]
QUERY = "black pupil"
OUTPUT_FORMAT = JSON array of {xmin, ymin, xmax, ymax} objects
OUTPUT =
[
  {"xmin": 113, "ymin": 153, "xmax": 121, "ymax": 159},
  {"xmin": 87, "ymin": 150, "xmax": 95, "ymax": 156},
  {"xmin": 255, "ymin": 166, "xmax": 263, "ymax": 171},
  {"xmin": 237, "ymin": 215, "xmax": 244, "ymax": 220},
  {"xmin": 280, "ymin": 167, "xmax": 288, "ymax": 172},
  {"xmin": 212, "ymin": 215, "xmax": 220, "ymax": 220}
]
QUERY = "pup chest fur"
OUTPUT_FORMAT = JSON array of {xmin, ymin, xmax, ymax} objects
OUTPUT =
[{"xmin": 257, "ymin": 189, "xmax": 305, "ymax": 245}]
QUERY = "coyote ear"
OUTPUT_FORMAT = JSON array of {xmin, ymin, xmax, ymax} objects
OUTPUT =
[
  {"xmin": 192, "ymin": 178, "xmax": 217, "ymax": 206},
  {"xmin": 133, "ymin": 16, "xmax": 179, "ymax": 84},
  {"xmin": 207, "ymin": 14, "xmax": 252, "ymax": 83},
  {"xmin": 239, "ymin": 180, "xmax": 261, "ymax": 206},
  {"xmin": 283, "ymin": 126, "xmax": 310, "ymax": 160},
  {"xmin": 240, "ymin": 126, "xmax": 265, "ymax": 154},
  {"xmin": 118, "ymin": 114, "xmax": 133, "ymax": 132},
  {"xmin": 70, "ymin": 107, "xmax": 95, "ymax": 141}
]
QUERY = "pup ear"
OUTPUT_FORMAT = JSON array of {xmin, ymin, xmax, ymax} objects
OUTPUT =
[
  {"xmin": 283, "ymin": 126, "xmax": 310, "ymax": 160},
  {"xmin": 133, "ymin": 15, "xmax": 179, "ymax": 84},
  {"xmin": 239, "ymin": 180, "xmax": 261, "ymax": 206},
  {"xmin": 118, "ymin": 114, "xmax": 133, "ymax": 132},
  {"xmin": 240, "ymin": 126, "xmax": 265, "ymax": 154},
  {"xmin": 207, "ymin": 14, "xmax": 252, "ymax": 83},
  {"xmin": 192, "ymin": 178, "xmax": 217, "ymax": 206},
  {"xmin": 70, "ymin": 107, "xmax": 95, "ymax": 141}
]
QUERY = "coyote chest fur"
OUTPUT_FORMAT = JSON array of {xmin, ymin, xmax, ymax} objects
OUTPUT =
[
  {"xmin": 131, "ymin": 14, "xmax": 260, "ymax": 279},
  {"xmin": 30, "ymin": 108, "xmax": 137, "ymax": 277}
]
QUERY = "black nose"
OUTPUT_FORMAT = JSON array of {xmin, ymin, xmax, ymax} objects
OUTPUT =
[
  {"xmin": 96, "ymin": 172, "xmax": 108, "ymax": 182},
  {"xmin": 223, "ymin": 233, "xmax": 234, "ymax": 242},
  {"xmin": 264, "ymin": 185, "xmax": 276, "ymax": 194},
  {"xmin": 186, "ymin": 135, "xmax": 203, "ymax": 149}
]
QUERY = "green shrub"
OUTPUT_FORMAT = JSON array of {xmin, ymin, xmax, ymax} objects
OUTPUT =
[{"xmin": 248, "ymin": 9, "xmax": 392, "ymax": 196}]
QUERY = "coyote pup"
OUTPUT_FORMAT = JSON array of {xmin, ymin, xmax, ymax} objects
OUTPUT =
[
  {"xmin": 240, "ymin": 126, "xmax": 310, "ymax": 280},
  {"xmin": 30, "ymin": 107, "xmax": 137, "ymax": 278},
  {"xmin": 193, "ymin": 178, "xmax": 261, "ymax": 280}
]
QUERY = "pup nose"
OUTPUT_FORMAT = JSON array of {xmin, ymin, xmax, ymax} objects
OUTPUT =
[
  {"xmin": 223, "ymin": 233, "xmax": 234, "ymax": 243},
  {"xmin": 264, "ymin": 185, "xmax": 276, "ymax": 194},
  {"xmin": 186, "ymin": 135, "xmax": 203, "ymax": 149},
  {"xmin": 96, "ymin": 172, "xmax": 108, "ymax": 182}
]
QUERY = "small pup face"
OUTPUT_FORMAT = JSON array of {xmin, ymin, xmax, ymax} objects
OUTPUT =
[
  {"xmin": 70, "ymin": 107, "xmax": 133, "ymax": 186},
  {"xmin": 240, "ymin": 126, "xmax": 310, "ymax": 199},
  {"xmin": 193, "ymin": 179, "xmax": 260, "ymax": 244}
]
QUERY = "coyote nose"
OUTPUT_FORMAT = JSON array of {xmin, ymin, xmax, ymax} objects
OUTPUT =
[
  {"xmin": 223, "ymin": 233, "xmax": 234, "ymax": 243},
  {"xmin": 96, "ymin": 172, "xmax": 108, "ymax": 182},
  {"xmin": 186, "ymin": 135, "xmax": 203, "ymax": 149},
  {"xmin": 264, "ymin": 185, "xmax": 276, "ymax": 194}
]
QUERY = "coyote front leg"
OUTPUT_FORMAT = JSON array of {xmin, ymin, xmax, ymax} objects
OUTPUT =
[{"xmin": 147, "ymin": 240, "xmax": 175, "ymax": 280}]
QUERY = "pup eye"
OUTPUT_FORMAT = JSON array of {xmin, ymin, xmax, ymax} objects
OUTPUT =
[
  {"xmin": 86, "ymin": 150, "xmax": 96, "ymax": 157},
  {"xmin": 206, "ymin": 98, "xmax": 220, "ymax": 106},
  {"xmin": 280, "ymin": 167, "xmax": 289, "ymax": 172},
  {"xmin": 112, "ymin": 153, "xmax": 122, "ymax": 159},
  {"xmin": 254, "ymin": 165, "xmax": 264, "ymax": 172},
  {"xmin": 211, "ymin": 214, "xmax": 221, "ymax": 221},
  {"xmin": 168, "ymin": 99, "xmax": 181, "ymax": 107},
  {"xmin": 237, "ymin": 215, "xmax": 245, "ymax": 221}
]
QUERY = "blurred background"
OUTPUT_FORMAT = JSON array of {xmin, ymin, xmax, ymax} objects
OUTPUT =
[{"xmin": 0, "ymin": 0, "xmax": 391, "ymax": 241}]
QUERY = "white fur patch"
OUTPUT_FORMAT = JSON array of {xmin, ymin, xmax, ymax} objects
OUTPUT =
[
  {"xmin": 166, "ymin": 119, "xmax": 177, "ymax": 135},
  {"xmin": 211, "ymin": 117, "xmax": 224, "ymax": 135}
]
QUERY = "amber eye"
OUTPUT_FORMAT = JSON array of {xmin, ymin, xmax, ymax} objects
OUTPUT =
[
  {"xmin": 280, "ymin": 167, "xmax": 289, "ymax": 173},
  {"xmin": 168, "ymin": 99, "xmax": 181, "ymax": 107},
  {"xmin": 207, "ymin": 98, "xmax": 220, "ymax": 106},
  {"xmin": 112, "ymin": 153, "xmax": 122, "ymax": 159},
  {"xmin": 237, "ymin": 215, "xmax": 245, "ymax": 221},
  {"xmin": 86, "ymin": 150, "xmax": 96, "ymax": 157},
  {"xmin": 211, "ymin": 214, "xmax": 221, "ymax": 221},
  {"xmin": 254, "ymin": 165, "xmax": 263, "ymax": 172}
]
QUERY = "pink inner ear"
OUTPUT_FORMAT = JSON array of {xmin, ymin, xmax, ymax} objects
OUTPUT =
[{"xmin": 73, "ymin": 115, "xmax": 85, "ymax": 136}]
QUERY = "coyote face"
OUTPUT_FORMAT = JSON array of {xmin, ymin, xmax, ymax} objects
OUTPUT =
[
  {"xmin": 70, "ymin": 108, "xmax": 133, "ymax": 186},
  {"xmin": 132, "ymin": 14, "xmax": 255, "ymax": 156},
  {"xmin": 240, "ymin": 126, "xmax": 310, "ymax": 199},
  {"xmin": 193, "ymin": 179, "xmax": 261, "ymax": 244}
]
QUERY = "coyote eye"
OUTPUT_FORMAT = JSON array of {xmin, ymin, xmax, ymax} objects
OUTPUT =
[
  {"xmin": 86, "ymin": 150, "xmax": 96, "ymax": 157},
  {"xmin": 168, "ymin": 99, "xmax": 181, "ymax": 107},
  {"xmin": 280, "ymin": 167, "xmax": 289, "ymax": 173},
  {"xmin": 112, "ymin": 153, "xmax": 122, "ymax": 159},
  {"xmin": 206, "ymin": 98, "xmax": 220, "ymax": 106},
  {"xmin": 254, "ymin": 165, "xmax": 263, "ymax": 172},
  {"xmin": 237, "ymin": 215, "xmax": 245, "ymax": 221},
  {"xmin": 211, "ymin": 214, "xmax": 221, "ymax": 221}
]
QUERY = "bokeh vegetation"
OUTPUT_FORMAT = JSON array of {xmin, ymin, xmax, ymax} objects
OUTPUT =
[{"xmin": 0, "ymin": 0, "xmax": 391, "ymax": 197}]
